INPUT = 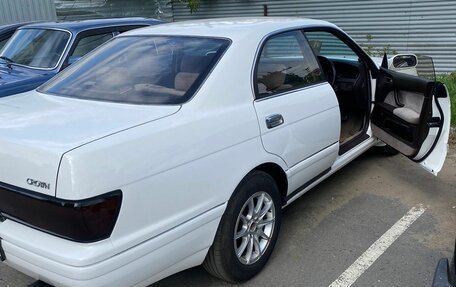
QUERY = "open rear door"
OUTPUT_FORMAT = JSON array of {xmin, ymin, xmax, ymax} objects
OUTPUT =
[{"xmin": 371, "ymin": 67, "xmax": 451, "ymax": 175}]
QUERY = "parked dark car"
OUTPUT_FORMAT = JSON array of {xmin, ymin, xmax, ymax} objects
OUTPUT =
[
  {"xmin": 433, "ymin": 240, "xmax": 456, "ymax": 287},
  {"xmin": 0, "ymin": 17, "xmax": 161, "ymax": 97},
  {"xmin": 0, "ymin": 22, "xmax": 31, "ymax": 49}
]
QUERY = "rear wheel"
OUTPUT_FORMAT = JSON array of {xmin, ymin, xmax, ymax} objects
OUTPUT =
[{"xmin": 203, "ymin": 171, "xmax": 282, "ymax": 283}]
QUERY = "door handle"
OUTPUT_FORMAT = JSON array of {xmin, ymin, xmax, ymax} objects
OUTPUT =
[
  {"xmin": 382, "ymin": 76, "xmax": 394, "ymax": 88},
  {"xmin": 394, "ymin": 90, "xmax": 404, "ymax": 107},
  {"xmin": 265, "ymin": 114, "xmax": 284, "ymax": 129}
]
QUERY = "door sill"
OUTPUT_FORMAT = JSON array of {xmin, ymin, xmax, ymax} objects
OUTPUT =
[{"xmin": 339, "ymin": 133, "xmax": 370, "ymax": 155}]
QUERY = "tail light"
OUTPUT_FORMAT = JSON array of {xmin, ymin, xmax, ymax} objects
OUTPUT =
[{"xmin": 0, "ymin": 182, "xmax": 122, "ymax": 243}]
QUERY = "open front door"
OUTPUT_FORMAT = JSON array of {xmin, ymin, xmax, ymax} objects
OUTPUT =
[{"xmin": 371, "ymin": 67, "xmax": 451, "ymax": 175}]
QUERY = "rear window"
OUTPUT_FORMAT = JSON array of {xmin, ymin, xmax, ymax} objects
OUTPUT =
[{"xmin": 40, "ymin": 36, "xmax": 230, "ymax": 105}]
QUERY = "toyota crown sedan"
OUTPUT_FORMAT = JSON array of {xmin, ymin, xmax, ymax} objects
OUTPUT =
[{"xmin": 0, "ymin": 18, "xmax": 450, "ymax": 287}]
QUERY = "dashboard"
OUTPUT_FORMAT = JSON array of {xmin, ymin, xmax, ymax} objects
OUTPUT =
[{"xmin": 332, "ymin": 58, "xmax": 361, "ymax": 92}]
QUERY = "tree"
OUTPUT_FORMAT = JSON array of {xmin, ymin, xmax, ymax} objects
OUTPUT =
[{"xmin": 174, "ymin": 0, "xmax": 201, "ymax": 12}]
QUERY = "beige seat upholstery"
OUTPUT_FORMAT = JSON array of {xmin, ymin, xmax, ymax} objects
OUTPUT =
[
  {"xmin": 134, "ymin": 83, "xmax": 185, "ymax": 96},
  {"xmin": 137, "ymin": 72, "xmax": 198, "ymax": 97},
  {"xmin": 135, "ymin": 54, "xmax": 203, "ymax": 97},
  {"xmin": 171, "ymin": 55, "xmax": 211, "ymax": 94},
  {"xmin": 175, "ymin": 72, "xmax": 199, "ymax": 92},
  {"xmin": 383, "ymin": 90, "xmax": 424, "ymax": 125},
  {"xmin": 393, "ymin": 107, "xmax": 420, "ymax": 124}
]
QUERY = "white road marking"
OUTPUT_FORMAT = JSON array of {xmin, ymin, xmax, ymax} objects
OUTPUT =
[{"xmin": 329, "ymin": 204, "xmax": 426, "ymax": 287}]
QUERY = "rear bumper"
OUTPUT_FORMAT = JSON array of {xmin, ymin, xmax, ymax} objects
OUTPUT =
[{"xmin": 0, "ymin": 203, "xmax": 225, "ymax": 287}]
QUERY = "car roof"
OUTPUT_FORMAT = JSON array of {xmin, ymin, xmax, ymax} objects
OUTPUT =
[
  {"xmin": 19, "ymin": 17, "xmax": 161, "ymax": 34},
  {"xmin": 0, "ymin": 22, "xmax": 33, "ymax": 33},
  {"xmin": 123, "ymin": 17, "xmax": 337, "ymax": 41}
]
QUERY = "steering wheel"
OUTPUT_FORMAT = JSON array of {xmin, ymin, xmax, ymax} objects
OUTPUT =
[{"xmin": 317, "ymin": 55, "xmax": 336, "ymax": 86}]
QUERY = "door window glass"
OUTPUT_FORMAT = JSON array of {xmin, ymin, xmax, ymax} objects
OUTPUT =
[
  {"xmin": 71, "ymin": 32, "xmax": 113, "ymax": 58},
  {"xmin": 305, "ymin": 31, "xmax": 358, "ymax": 59},
  {"xmin": 255, "ymin": 30, "xmax": 323, "ymax": 98}
]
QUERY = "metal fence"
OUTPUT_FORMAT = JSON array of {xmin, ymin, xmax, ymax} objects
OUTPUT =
[
  {"xmin": 55, "ymin": 0, "xmax": 173, "ymax": 21},
  {"xmin": 172, "ymin": 0, "xmax": 456, "ymax": 73},
  {"xmin": 0, "ymin": 0, "xmax": 57, "ymax": 25}
]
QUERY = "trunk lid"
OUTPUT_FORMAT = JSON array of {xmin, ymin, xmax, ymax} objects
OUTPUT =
[{"xmin": 0, "ymin": 91, "xmax": 180, "ymax": 196}]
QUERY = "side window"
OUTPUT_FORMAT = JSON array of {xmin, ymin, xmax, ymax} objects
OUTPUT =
[
  {"xmin": 255, "ymin": 30, "xmax": 323, "ymax": 98},
  {"xmin": 304, "ymin": 31, "xmax": 358, "ymax": 59},
  {"xmin": 117, "ymin": 25, "xmax": 147, "ymax": 34},
  {"xmin": 70, "ymin": 32, "xmax": 114, "ymax": 58}
]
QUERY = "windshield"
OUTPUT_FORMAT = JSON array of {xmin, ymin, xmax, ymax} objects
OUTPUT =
[
  {"xmin": 40, "ymin": 36, "xmax": 230, "ymax": 105},
  {"xmin": 0, "ymin": 28, "xmax": 71, "ymax": 69}
]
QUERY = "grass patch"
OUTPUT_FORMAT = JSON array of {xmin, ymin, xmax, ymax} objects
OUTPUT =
[{"xmin": 436, "ymin": 71, "xmax": 456, "ymax": 127}]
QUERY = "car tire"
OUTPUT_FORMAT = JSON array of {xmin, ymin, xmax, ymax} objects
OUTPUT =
[
  {"xmin": 203, "ymin": 170, "xmax": 282, "ymax": 283},
  {"xmin": 450, "ymin": 241, "xmax": 456, "ymax": 285},
  {"xmin": 376, "ymin": 144, "xmax": 399, "ymax": 156}
]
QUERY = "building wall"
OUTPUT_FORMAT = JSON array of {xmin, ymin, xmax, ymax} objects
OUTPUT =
[
  {"xmin": 0, "ymin": 0, "xmax": 57, "ymax": 25},
  {"xmin": 172, "ymin": 0, "xmax": 456, "ymax": 73},
  {"xmin": 55, "ymin": 0, "xmax": 173, "ymax": 21}
]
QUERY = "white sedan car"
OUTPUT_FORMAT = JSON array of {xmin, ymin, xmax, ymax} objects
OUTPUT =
[{"xmin": 0, "ymin": 18, "xmax": 450, "ymax": 286}]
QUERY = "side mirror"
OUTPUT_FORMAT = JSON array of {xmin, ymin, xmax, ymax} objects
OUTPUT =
[
  {"xmin": 388, "ymin": 54, "xmax": 419, "ymax": 77},
  {"xmin": 391, "ymin": 54, "xmax": 418, "ymax": 69}
]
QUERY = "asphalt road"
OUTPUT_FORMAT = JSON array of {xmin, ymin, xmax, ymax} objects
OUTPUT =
[{"xmin": 1, "ymin": 148, "xmax": 455, "ymax": 287}]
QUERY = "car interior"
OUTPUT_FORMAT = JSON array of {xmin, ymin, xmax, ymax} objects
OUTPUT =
[
  {"xmin": 134, "ymin": 54, "xmax": 212, "ymax": 97},
  {"xmin": 305, "ymin": 31, "xmax": 371, "ymax": 146},
  {"xmin": 371, "ymin": 67, "xmax": 439, "ymax": 157},
  {"xmin": 304, "ymin": 30, "xmax": 444, "ymax": 160}
]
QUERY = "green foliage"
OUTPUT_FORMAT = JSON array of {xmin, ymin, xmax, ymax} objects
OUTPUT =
[
  {"xmin": 361, "ymin": 34, "xmax": 397, "ymax": 57},
  {"xmin": 363, "ymin": 34, "xmax": 374, "ymax": 56},
  {"xmin": 437, "ymin": 72, "xmax": 456, "ymax": 127},
  {"xmin": 174, "ymin": 0, "xmax": 201, "ymax": 12}
]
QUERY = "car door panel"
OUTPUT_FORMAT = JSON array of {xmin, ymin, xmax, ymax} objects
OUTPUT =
[
  {"xmin": 254, "ymin": 83, "xmax": 340, "ymax": 168},
  {"xmin": 372, "ymin": 68, "xmax": 432, "ymax": 155},
  {"xmin": 414, "ymin": 84, "xmax": 451, "ymax": 174},
  {"xmin": 371, "ymin": 67, "xmax": 450, "ymax": 175},
  {"xmin": 253, "ymin": 29, "xmax": 341, "ymax": 188}
]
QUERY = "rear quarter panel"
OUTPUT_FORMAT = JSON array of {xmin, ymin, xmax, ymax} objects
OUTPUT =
[{"xmin": 56, "ymin": 38, "xmax": 288, "ymax": 253}]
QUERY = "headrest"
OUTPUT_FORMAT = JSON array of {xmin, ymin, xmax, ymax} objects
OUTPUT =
[
  {"xmin": 175, "ymin": 72, "xmax": 199, "ymax": 92},
  {"xmin": 180, "ymin": 55, "xmax": 211, "ymax": 73}
]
